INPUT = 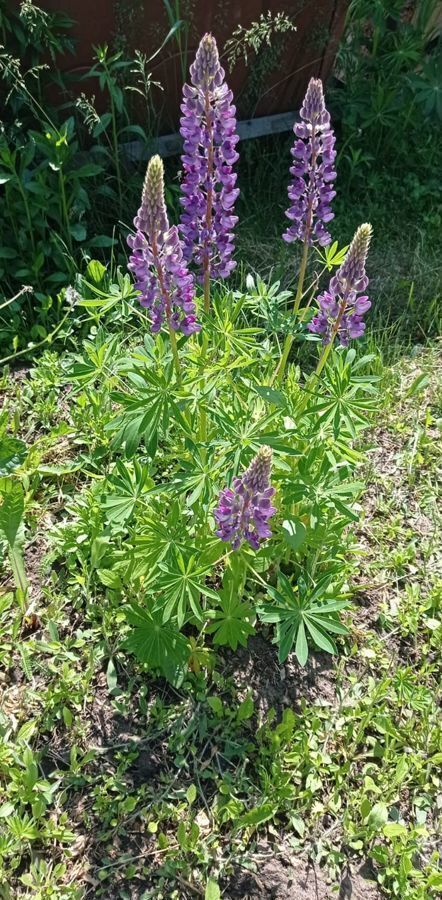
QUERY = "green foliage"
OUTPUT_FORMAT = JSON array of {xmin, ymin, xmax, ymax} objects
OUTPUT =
[
  {"xmin": 330, "ymin": 0, "xmax": 442, "ymax": 210},
  {"xmin": 257, "ymin": 571, "xmax": 349, "ymax": 665},
  {"xmin": 224, "ymin": 11, "xmax": 296, "ymax": 69},
  {"xmin": 206, "ymin": 569, "xmax": 255, "ymax": 650},
  {"xmin": 123, "ymin": 602, "xmax": 190, "ymax": 682},
  {"xmin": 0, "ymin": 475, "xmax": 27, "ymax": 604},
  {"xmin": 0, "ymin": 477, "xmax": 24, "ymax": 547},
  {"xmin": 0, "ymin": 437, "xmax": 27, "ymax": 476},
  {"xmin": 0, "ymin": 3, "xmax": 172, "ymax": 351},
  {"xmin": 0, "ymin": 341, "xmax": 440, "ymax": 898},
  {"xmin": 224, "ymin": 11, "xmax": 297, "ymax": 118},
  {"xmin": 109, "ymin": 354, "xmax": 193, "ymax": 456}
]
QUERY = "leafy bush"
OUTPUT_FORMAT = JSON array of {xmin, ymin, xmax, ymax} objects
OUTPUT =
[
  {"xmin": 330, "ymin": 0, "xmax": 442, "ymax": 220},
  {"xmin": 42, "ymin": 35, "xmax": 380, "ymax": 686},
  {"xmin": 0, "ymin": 2, "xmax": 168, "ymax": 350}
]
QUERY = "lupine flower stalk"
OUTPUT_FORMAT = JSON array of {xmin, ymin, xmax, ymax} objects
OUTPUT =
[
  {"xmin": 127, "ymin": 155, "xmax": 200, "ymax": 377},
  {"xmin": 214, "ymin": 446, "xmax": 276, "ymax": 550},
  {"xmin": 179, "ymin": 33, "xmax": 239, "ymax": 313},
  {"xmin": 274, "ymin": 78, "xmax": 336, "ymax": 386},
  {"xmin": 284, "ymin": 78, "xmax": 337, "ymax": 260},
  {"xmin": 310, "ymin": 223, "xmax": 373, "ymax": 374}
]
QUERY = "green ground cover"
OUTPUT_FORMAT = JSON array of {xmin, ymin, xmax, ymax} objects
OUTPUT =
[{"xmin": 0, "ymin": 327, "xmax": 440, "ymax": 899}]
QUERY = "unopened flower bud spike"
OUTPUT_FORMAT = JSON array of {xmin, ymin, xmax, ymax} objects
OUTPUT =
[{"xmin": 312, "ymin": 223, "xmax": 373, "ymax": 377}]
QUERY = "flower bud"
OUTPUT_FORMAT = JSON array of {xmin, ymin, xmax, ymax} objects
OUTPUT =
[{"xmin": 136, "ymin": 155, "xmax": 169, "ymax": 241}]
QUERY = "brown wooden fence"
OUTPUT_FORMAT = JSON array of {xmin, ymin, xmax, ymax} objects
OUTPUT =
[{"xmin": 31, "ymin": 1, "xmax": 348, "ymax": 130}]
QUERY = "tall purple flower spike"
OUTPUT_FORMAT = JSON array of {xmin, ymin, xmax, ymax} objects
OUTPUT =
[
  {"xmin": 283, "ymin": 77, "xmax": 336, "ymax": 248},
  {"xmin": 214, "ymin": 446, "xmax": 276, "ymax": 550},
  {"xmin": 308, "ymin": 223, "xmax": 372, "ymax": 345},
  {"xmin": 127, "ymin": 154, "xmax": 200, "ymax": 335},
  {"xmin": 179, "ymin": 33, "xmax": 239, "ymax": 300}
]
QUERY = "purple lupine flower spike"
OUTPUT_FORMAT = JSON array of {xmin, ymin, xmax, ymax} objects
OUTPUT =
[
  {"xmin": 214, "ymin": 446, "xmax": 276, "ymax": 550},
  {"xmin": 127, "ymin": 155, "xmax": 201, "ymax": 336},
  {"xmin": 179, "ymin": 33, "xmax": 239, "ymax": 298},
  {"xmin": 308, "ymin": 223, "xmax": 372, "ymax": 345},
  {"xmin": 283, "ymin": 77, "xmax": 336, "ymax": 248}
]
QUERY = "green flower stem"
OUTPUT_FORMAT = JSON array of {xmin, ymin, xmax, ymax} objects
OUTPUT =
[
  {"xmin": 293, "ymin": 235, "xmax": 310, "ymax": 317},
  {"xmin": 0, "ymin": 304, "xmax": 72, "ymax": 367},
  {"xmin": 59, "ymin": 170, "xmax": 73, "ymax": 254},
  {"xmin": 203, "ymin": 271, "xmax": 211, "ymax": 315},
  {"xmin": 298, "ymin": 295, "xmax": 348, "ymax": 414},
  {"xmin": 315, "ymin": 297, "xmax": 347, "ymax": 378},
  {"xmin": 0, "ymin": 285, "xmax": 32, "ymax": 313},
  {"xmin": 151, "ymin": 234, "xmax": 182, "ymax": 385},
  {"xmin": 273, "ymin": 241, "xmax": 310, "ymax": 386},
  {"xmin": 198, "ymin": 331, "xmax": 209, "ymax": 444},
  {"xmin": 275, "ymin": 334, "xmax": 293, "ymax": 386},
  {"xmin": 168, "ymin": 325, "xmax": 182, "ymax": 385}
]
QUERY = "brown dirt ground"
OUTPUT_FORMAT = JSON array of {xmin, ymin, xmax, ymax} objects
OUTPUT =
[{"xmin": 225, "ymin": 851, "xmax": 381, "ymax": 899}]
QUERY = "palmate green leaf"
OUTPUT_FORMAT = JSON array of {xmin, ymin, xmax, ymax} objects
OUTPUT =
[
  {"xmin": 282, "ymin": 518, "xmax": 307, "ymax": 551},
  {"xmin": 7, "ymin": 813, "xmax": 39, "ymax": 841},
  {"xmin": 103, "ymin": 493, "xmax": 139, "ymax": 524},
  {"xmin": 206, "ymin": 593, "xmax": 255, "ymax": 650},
  {"xmin": 282, "ymin": 452, "xmax": 362, "ymax": 531},
  {"xmin": 110, "ymin": 393, "xmax": 162, "ymax": 456},
  {"xmin": 316, "ymin": 240, "xmax": 349, "ymax": 271},
  {"xmin": 256, "ymin": 572, "xmax": 349, "ymax": 666},
  {"xmin": 102, "ymin": 459, "xmax": 154, "ymax": 524},
  {"xmin": 305, "ymin": 349, "xmax": 379, "ymax": 441},
  {"xmin": 155, "ymin": 551, "xmax": 221, "ymax": 628},
  {"xmin": 0, "ymin": 478, "xmax": 25, "ymax": 548},
  {"xmin": 211, "ymin": 409, "xmax": 281, "ymax": 468},
  {"xmin": 210, "ymin": 296, "xmax": 265, "ymax": 359},
  {"xmin": 129, "ymin": 500, "xmax": 198, "ymax": 580},
  {"xmin": 108, "ymin": 365, "xmax": 192, "ymax": 456},
  {"xmin": 68, "ymin": 331, "xmax": 124, "ymax": 386},
  {"xmin": 410, "ymin": 55, "xmax": 442, "ymax": 120},
  {"xmin": 163, "ymin": 447, "xmax": 222, "ymax": 508},
  {"xmin": 206, "ymin": 564, "xmax": 255, "ymax": 650},
  {"xmin": 123, "ymin": 602, "xmax": 189, "ymax": 683}
]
